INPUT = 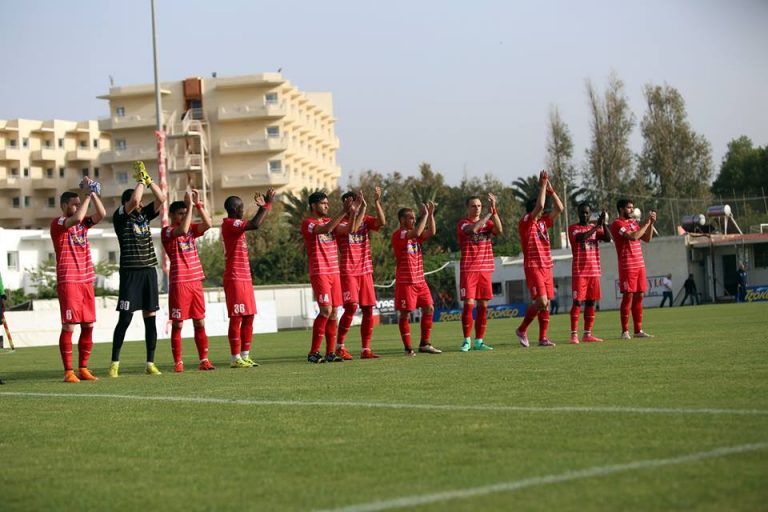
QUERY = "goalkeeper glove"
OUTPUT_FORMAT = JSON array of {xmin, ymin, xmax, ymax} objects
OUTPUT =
[{"xmin": 132, "ymin": 161, "xmax": 153, "ymax": 186}]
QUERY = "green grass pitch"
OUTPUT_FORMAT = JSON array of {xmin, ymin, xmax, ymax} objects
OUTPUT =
[{"xmin": 1, "ymin": 303, "xmax": 767, "ymax": 511}]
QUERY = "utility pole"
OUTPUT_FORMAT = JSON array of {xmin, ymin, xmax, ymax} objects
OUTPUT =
[{"xmin": 151, "ymin": 0, "xmax": 170, "ymax": 280}]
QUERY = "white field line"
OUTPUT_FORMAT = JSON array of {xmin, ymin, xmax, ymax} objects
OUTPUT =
[
  {"xmin": 1, "ymin": 391, "xmax": 768, "ymax": 416},
  {"xmin": 313, "ymin": 442, "xmax": 768, "ymax": 512}
]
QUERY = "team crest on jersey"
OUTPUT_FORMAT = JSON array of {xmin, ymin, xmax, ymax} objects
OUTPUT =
[
  {"xmin": 131, "ymin": 218, "xmax": 151, "ymax": 238},
  {"xmin": 471, "ymin": 232, "xmax": 491, "ymax": 243},
  {"xmin": 407, "ymin": 240, "xmax": 422, "ymax": 254},
  {"xmin": 318, "ymin": 232, "xmax": 335, "ymax": 243},
  {"xmin": 178, "ymin": 238, "xmax": 196, "ymax": 253},
  {"xmin": 349, "ymin": 232, "xmax": 366, "ymax": 244},
  {"xmin": 69, "ymin": 231, "xmax": 87, "ymax": 247}
]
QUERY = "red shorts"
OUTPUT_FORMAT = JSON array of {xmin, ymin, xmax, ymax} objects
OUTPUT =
[
  {"xmin": 58, "ymin": 282, "xmax": 96, "ymax": 324},
  {"xmin": 224, "ymin": 280, "xmax": 257, "ymax": 317},
  {"xmin": 311, "ymin": 274, "xmax": 342, "ymax": 307},
  {"xmin": 525, "ymin": 267, "xmax": 554, "ymax": 300},
  {"xmin": 341, "ymin": 273, "xmax": 377, "ymax": 306},
  {"xmin": 395, "ymin": 281, "xmax": 433, "ymax": 311},
  {"xmin": 169, "ymin": 280, "xmax": 206, "ymax": 321},
  {"xmin": 460, "ymin": 271, "xmax": 493, "ymax": 301},
  {"xmin": 619, "ymin": 267, "xmax": 647, "ymax": 293},
  {"xmin": 572, "ymin": 276, "xmax": 601, "ymax": 302}
]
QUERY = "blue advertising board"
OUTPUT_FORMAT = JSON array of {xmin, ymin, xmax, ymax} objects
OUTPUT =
[{"xmin": 433, "ymin": 303, "xmax": 528, "ymax": 322}]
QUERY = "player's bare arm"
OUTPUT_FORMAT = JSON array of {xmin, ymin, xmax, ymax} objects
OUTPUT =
[
  {"xmin": 546, "ymin": 179, "xmax": 565, "ymax": 221},
  {"xmin": 406, "ymin": 203, "xmax": 430, "ymax": 239},
  {"xmin": 531, "ymin": 171, "xmax": 548, "ymax": 220},
  {"xmin": 64, "ymin": 189, "xmax": 92, "ymax": 229},
  {"xmin": 192, "ymin": 189, "xmax": 213, "ymax": 235},
  {"xmin": 171, "ymin": 191, "xmax": 194, "ymax": 237},
  {"xmin": 349, "ymin": 191, "xmax": 367, "ymax": 233},
  {"xmin": 421, "ymin": 201, "xmax": 437, "ymax": 240},
  {"xmin": 246, "ymin": 188, "xmax": 275, "ymax": 231},
  {"xmin": 314, "ymin": 201, "xmax": 353, "ymax": 235},
  {"xmin": 640, "ymin": 211, "xmax": 657, "ymax": 242},
  {"xmin": 87, "ymin": 178, "xmax": 107, "ymax": 225},
  {"xmin": 148, "ymin": 181, "xmax": 167, "ymax": 213},
  {"xmin": 374, "ymin": 186, "xmax": 386, "ymax": 226},
  {"xmin": 599, "ymin": 211, "xmax": 612, "ymax": 242},
  {"xmin": 489, "ymin": 192, "xmax": 502, "ymax": 235}
]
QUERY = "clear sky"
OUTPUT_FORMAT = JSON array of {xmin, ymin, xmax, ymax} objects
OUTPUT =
[{"xmin": 2, "ymin": 0, "xmax": 766, "ymax": 186}]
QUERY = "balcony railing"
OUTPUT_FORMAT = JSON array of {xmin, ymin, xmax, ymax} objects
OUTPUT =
[
  {"xmin": 98, "ymin": 111, "xmax": 169, "ymax": 131},
  {"xmin": 0, "ymin": 148, "xmax": 22, "ymax": 161},
  {"xmin": 100, "ymin": 145, "xmax": 158, "ymax": 165},
  {"xmin": 220, "ymin": 170, "xmax": 290, "ymax": 189},
  {"xmin": 219, "ymin": 136, "xmax": 288, "ymax": 155},
  {"xmin": 217, "ymin": 102, "xmax": 287, "ymax": 122},
  {"xmin": 66, "ymin": 147, "xmax": 98, "ymax": 161},
  {"xmin": 32, "ymin": 177, "xmax": 61, "ymax": 190},
  {"xmin": 0, "ymin": 177, "xmax": 23, "ymax": 190},
  {"xmin": 31, "ymin": 148, "xmax": 58, "ymax": 162}
]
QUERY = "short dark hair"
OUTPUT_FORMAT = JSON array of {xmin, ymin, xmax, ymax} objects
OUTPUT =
[
  {"xmin": 60, "ymin": 191, "xmax": 78, "ymax": 206},
  {"xmin": 224, "ymin": 196, "xmax": 242, "ymax": 216},
  {"xmin": 525, "ymin": 198, "xmax": 536, "ymax": 213},
  {"xmin": 169, "ymin": 201, "xmax": 187, "ymax": 214},
  {"xmin": 121, "ymin": 189, "xmax": 135, "ymax": 205},
  {"xmin": 341, "ymin": 191, "xmax": 355, "ymax": 202},
  {"xmin": 577, "ymin": 202, "xmax": 591, "ymax": 213},
  {"xmin": 616, "ymin": 198, "xmax": 632, "ymax": 213},
  {"xmin": 308, "ymin": 191, "xmax": 328, "ymax": 206},
  {"xmin": 398, "ymin": 207, "xmax": 414, "ymax": 221},
  {"xmin": 465, "ymin": 195, "xmax": 481, "ymax": 206}
]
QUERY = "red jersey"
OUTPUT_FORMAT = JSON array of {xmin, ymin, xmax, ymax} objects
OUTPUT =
[
  {"xmin": 50, "ymin": 216, "xmax": 96, "ymax": 284},
  {"xmin": 161, "ymin": 224, "xmax": 206, "ymax": 284},
  {"xmin": 519, "ymin": 214, "xmax": 553, "ymax": 269},
  {"xmin": 301, "ymin": 217, "xmax": 340, "ymax": 276},
  {"xmin": 568, "ymin": 223, "xmax": 604, "ymax": 277},
  {"xmin": 392, "ymin": 229, "xmax": 427, "ymax": 285},
  {"xmin": 457, "ymin": 218, "xmax": 496, "ymax": 273},
  {"xmin": 610, "ymin": 218, "xmax": 646, "ymax": 272},
  {"xmin": 337, "ymin": 214, "xmax": 380, "ymax": 276},
  {"xmin": 221, "ymin": 218, "xmax": 252, "ymax": 282}
]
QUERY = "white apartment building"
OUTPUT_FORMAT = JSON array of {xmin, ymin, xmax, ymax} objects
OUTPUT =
[
  {"xmin": 0, "ymin": 119, "xmax": 109, "ymax": 229},
  {"xmin": 97, "ymin": 72, "xmax": 341, "ymax": 215}
]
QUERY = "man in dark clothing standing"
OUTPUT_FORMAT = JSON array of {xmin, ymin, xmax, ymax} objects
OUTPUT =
[{"xmin": 682, "ymin": 274, "xmax": 698, "ymax": 306}]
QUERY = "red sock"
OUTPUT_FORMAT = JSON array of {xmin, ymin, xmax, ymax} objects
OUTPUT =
[
  {"xmin": 461, "ymin": 303, "xmax": 474, "ymax": 338},
  {"xmin": 228, "ymin": 317, "xmax": 242, "ymax": 356},
  {"xmin": 538, "ymin": 309, "xmax": 550, "ymax": 341},
  {"xmin": 632, "ymin": 294, "xmax": 644, "ymax": 333},
  {"xmin": 360, "ymin": 306, "xmax": 374, "ymax": 350},
  {"xmin": 420, "ymin": 310, "xmax": 433, "ymax": 345},
  {"xmin": 171, "ymin": 324, "xmax": 183, "ymax": 363},
  {"xmin": 570, "ymin": 303, "xmax": 581, "ymax": 332},
  {"xmin": 584, "ymin": 304, "xmax": 596, "ymax": 332},
  {"xmin": 240, "ymin": 315, "xmax": 254, "ymax": 353},
  {"xmin": 475, "ymin": 303, "xmax": 488, "ymax": 340},
  {"xmin": 338, "ymin": 303, "xmax": 357, "ymax": 346},
  {"xmin": 325, "ymin": 317, "xmax": 338, "ymax": 354},
  {"xmin": 59, "ymin": 330, "xmax": 73, "ymax": 371},
  {"xmin": 620, "ymin": 294, "xmax": 632, "ymax": 332},
  {"xmin": 311, "ymin": 314, "xmax": 328, "ymax": 353},
  {"xmin": 78, "ymin": 325, "xmax": 94, "ymax": 368},
  {"xmin": 194, "ymin": 324, "xmax": 209, "ymax": 361},
  {"xmin": 398, "ymin": 313, "xmax": 412, "ymax": 350},
  {"xmin": 518, "ymin": 304, "xmax": 539, "ymax": 333}
]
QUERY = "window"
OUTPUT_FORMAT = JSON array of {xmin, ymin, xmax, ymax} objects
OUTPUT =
[
  {"xmin": 44, "ymin": 140, "xmax": 52, "ymax": 148},
  {"xmin": 47, "ymin": 197, "xmax": 56, "ymax": 208},
  {"xmin": 266, "ymin": 126, "xmax": 280, "ymax": 138},
  {"xmin": 116, "ymin": 107, "xmax": 125, "ymax": 118},
  {"xmin": 755, "ymin": 243, "xmax": 768, "ymax": 268},
  {"xmin": 108, "ymin": 251, "xmax": 118, "ymax": 264},
  {"xmin": 12, "ymin": 197, "xmax": 20, "ymax": 208},
  {"xmin": 24, "ymin": 196, "xmax": 31, "ymax": 207},
  {"xmin": 81, "ymin": 168, "xmax": 89, "ymax": 177},
  {"xmin": 23, "ymin": 167, "xmax": 29, "ymax": 177},
  {"xmin": 94, "ymin": 167, "xmax": 100, "ymax": 178},
  {"xmin": 47, "ymin": 252, "xmax": 56, "ymax": 263},
  {"xmin": 10, "ymin": 168, "xmax": 19, "ymax": 177},
  {"xmin": 265, "ymin": 92, "xmax": 279, "ymax": 105},
  {"xmin": 93, "ymin": 138, "xmax": 99, "ymax": 149},
  {"xmin": 7, "ymin": 251, "xmax": 19, "ymax": 271},
  {"xmin": 22, "ymin": 137, "xmax": 29, "ymax": 148},
  {"xmin": 492, "ymin": 282, "xmax": 503, "ymax": 296},
  {"xmin": 58, "ymin": 138, "xmax": 64, "ymax": 148},
  {"xmin": 9, "ymin": 139, "xmax": 17, "ymax": 147},
  {"xmin": 116, "ymin": 139, "xmax": 126, "ymax": 150},
  {"xmin": 79, "ymin": 140, "xmax": 87, "ymax": 148},
  {"xmin": 117, "ymin": 171, "xmax": 129, "ymax": 184},
  {"xmin": 268, "ymin": 160, "xmax": 282, "ymax": 173},
  {"xmin": 46, "ymin": 168, "xmax": 54, "ymax": 178},
  {"xmin": 59, "ymin": 167, "xmax": 65, "ymax": 178}
]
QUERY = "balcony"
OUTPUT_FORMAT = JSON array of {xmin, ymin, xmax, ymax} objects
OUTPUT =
[
  {"xmin": 31, "ymin": 148, "xmax": 57, "ymax": 162},
  {"xmin": 221, "ymin": 170, "xmax": 290, "ymax": 189},
  {"xmin": 98, "ymin": 111, "xmax": 168, "ymax": 131},
  {"xmin": 0, "ymin": 208, "xmax": 22, "ymax": 219},
  {"xmin": 0, "ymin": 177, "xmax": 23, "ymax": 191},
  {"xmin": 67, "ymin": 147, "xmax": 98, "ymax": 162},
  {"xmin": 213, "ymin": 73, "xmax": 284, "ymax": 90},
  {"xmin": 168, "ymin": 154, "xmax": 203, "ymax": 173},
  {"xmin": 217, "ymin": 103, "xmax": 287, "ymax": 122},
  {"xmin": 36, "ymin": 207, "xmax": 61, "ymax": 219},
  {"xmin": 32, "ymin": 177, "xmax": 61, "ymax": 190},
  {"xmin": 100, "ymin": 145, "xmax": 157, "ymax": 165},
  {"xmin": 219, "ymin": 136, "xmax": 288, "ymax": 155},
  {"xmin": 0, "ymin": 147, "xmax": 22, "ymax": 161}
]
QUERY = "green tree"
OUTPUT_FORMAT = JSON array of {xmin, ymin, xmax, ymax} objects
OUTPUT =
[
  {"xmin": 546, "ymin": 106, "xmax": 577, "ymax": 247},
  {"xmin": 26, "ymin": 261, "xmax": 58, "ymax": 299},
  {"xmin": 712, "ymin": 136, "xmax": 768, "ymax": 197}
]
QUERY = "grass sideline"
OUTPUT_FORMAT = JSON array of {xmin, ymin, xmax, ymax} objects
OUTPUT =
[{"xmin": 0, "ymin": 303, "xmax": 767, "ymax": 511}]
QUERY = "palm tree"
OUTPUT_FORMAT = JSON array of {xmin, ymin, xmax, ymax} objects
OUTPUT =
[{"xmin": 510, "ymin": 175, "xmax": 540, "ymax": 206}]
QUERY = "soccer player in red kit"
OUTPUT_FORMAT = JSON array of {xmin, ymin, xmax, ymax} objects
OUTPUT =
[
  {"xmin": 515, "ymin": 170, "xmax": 564, "ymax": 348},
  {"xmin": 567, "ymin": 203, "xmax": 612, "ymax": 344},
  {"xmin": 610, "ymin": 199, "xmax": 656, "ymax": 339},
  {"xmin": 392, "ymin": 201, "xmax": 442, "ymax": 356},
  {"xmin": 302, "ymin": 191, "xmax": 354, "ymax": 363},
  {"xmin": 457, "ymin": 193, "xmax": 502, "ymax": 352},
  {"xmin": 51, "ymin": 177, "xmax": 106, "ymax": 382},
  {"xmin": 222, "ymin": 188, "xmax": 275, "ymax": 368},
  {"xmin": 161, "ymin": 190, "xmax": 214, "ymax": 372},
  {"xmin": 335, "ymin": 187, "xmax": 386, "ymax": 360}
]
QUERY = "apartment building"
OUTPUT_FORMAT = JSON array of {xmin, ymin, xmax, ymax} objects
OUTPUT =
[
  {"xmin": 97, "ymin": 72, "xmax": 341, "ymax": 214},
  {"xmin": 0, "ymin": 119, "xmax": 109, "ymax": 228}
]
